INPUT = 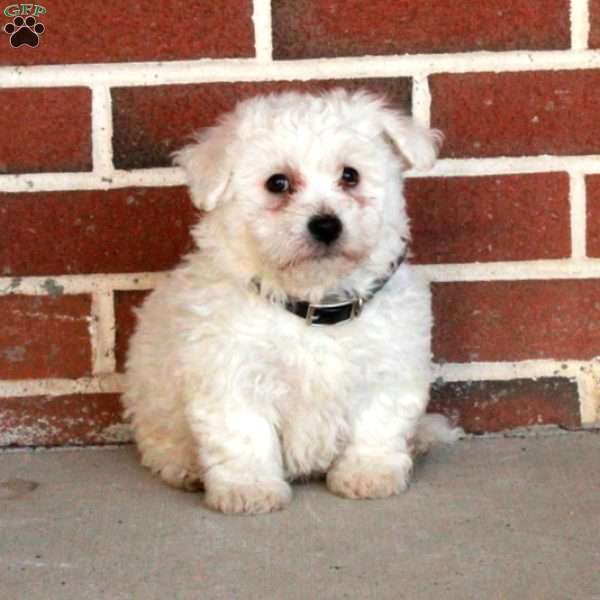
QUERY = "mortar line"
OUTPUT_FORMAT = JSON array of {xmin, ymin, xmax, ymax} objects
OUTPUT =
[
  {"xmin": 434, "ymin": 360, "xmax": 587, "ymax": 382},
  {"xmin": 577, "ymin": 372, "xmax": 590, "ymax": 424},
  {"xmin": 90, "ymin": 290, "xmax": 117, "ymax": 375},
  {"xmin": 571, "ymin": 0, "xmax": 591, "ymax": 50},
  {"xmin": 252, "ymin": 0, "xmax": 273, "ymax": 62},
  {"xmin": 422, "ymin": 156, "xmax": 600, "ymax": 177},
  {"xmin": 410, "ymin": 75, "xmax": 431, "ymax": 127},
  {"xmin": 0, "ymin": 168, "xmax": 186, "ymax": 193},
  {"xmin": 0, "ymin": 360, "xmax": 590, "ymax": 399},
  {"xmin": 576, "ymin": 367, "xmax": 600, "ymax": 423},
  {"xmin": 0, "ymin": 374, "xmax": 124, "ymax": 398},
  {"xmin": 90, "ymin": 84, "xmax": 115, "ymax": 178},
  {"xmin": 417, "ymin": 258, "xmax": 600, "ymax": 282},
  {"xmin": 3, "ymin": 157, "xmax": 600, "ymax": 194},
  {"xmin": 0, "ymin": 272, "xmax": 165, "ymax": 295},
  {"xmin": 6, "ymin": 259, "xmax": 600, "ymax": 297},
  {"xmin": 2, "ymin": 50, "xmax": 600, "ymax": 87}
]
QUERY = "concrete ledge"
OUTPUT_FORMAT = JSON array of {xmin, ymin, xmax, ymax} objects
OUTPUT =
[{"xmin": 1, "ymin": 434, "xmax": 599, "ymax": 599}]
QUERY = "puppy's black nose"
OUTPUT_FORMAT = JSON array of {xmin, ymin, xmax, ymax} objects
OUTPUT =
[{"xmin": 307, "ymin": 214, "xmax": 343, "ymax": 245}]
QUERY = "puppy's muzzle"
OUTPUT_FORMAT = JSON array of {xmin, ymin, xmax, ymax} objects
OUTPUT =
[{"xmin": 307, "ymin": 214, "xmax": 342, "ymax": 245}]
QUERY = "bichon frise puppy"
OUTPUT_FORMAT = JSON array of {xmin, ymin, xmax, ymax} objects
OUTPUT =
[{"xmin": 123, "ymin": 89, "xmax": 460, "ymax": 515}]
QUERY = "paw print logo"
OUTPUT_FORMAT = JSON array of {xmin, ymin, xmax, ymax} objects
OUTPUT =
[{"xmin": 4, "ymin": 16, "xmax": 45, "ymax": 48}]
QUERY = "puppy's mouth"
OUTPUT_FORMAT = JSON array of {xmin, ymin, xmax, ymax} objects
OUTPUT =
[{"xmin": 278, "ymin": 246, "xmax": 364, "ymax": 271}]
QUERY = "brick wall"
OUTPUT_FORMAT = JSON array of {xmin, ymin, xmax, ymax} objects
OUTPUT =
[{"xmin": 1, "ymin": 0, "xmax": 600, "ymax": 446}]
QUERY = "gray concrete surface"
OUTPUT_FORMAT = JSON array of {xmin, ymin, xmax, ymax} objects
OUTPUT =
[{"xmin": 1, "ymin": 434, "xmax": 599, "ymax": 600}]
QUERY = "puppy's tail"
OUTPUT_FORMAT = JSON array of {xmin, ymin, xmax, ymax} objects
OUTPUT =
[{"xmin": 410, "ymin": 413, "xmax": 463, "ymax": 456}]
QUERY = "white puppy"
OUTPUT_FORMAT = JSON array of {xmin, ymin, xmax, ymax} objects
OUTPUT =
[{"xmin": 123, "ymin": 89, "xmax": 460, "ymax": 515}]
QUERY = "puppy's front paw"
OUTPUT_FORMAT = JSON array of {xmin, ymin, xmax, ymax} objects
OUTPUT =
[
  {"xmin": 205, "ymin": 480, "xmax": 292, "ymax": 515},
  {"xmin": 326, "ymin": 455, "xmax": 412, "ymax": 500}
]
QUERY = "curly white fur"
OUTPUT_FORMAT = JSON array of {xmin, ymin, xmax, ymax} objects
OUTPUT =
[{"xmin": 122, "ymin": 89, "xmax": 460, "ymax": 515}]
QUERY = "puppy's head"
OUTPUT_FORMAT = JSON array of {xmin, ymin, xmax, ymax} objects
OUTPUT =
[{"xmin": 174, "ymin": 89, "xmax": 441, "ymax": 297}]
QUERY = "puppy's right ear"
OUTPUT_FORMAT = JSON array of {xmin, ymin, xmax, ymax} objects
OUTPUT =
[
  {"xmin": 173, "ymin": 123, "xmax": 234, "ymax": 212},
  {"xmin": 379, "ymin": 109, "xmax": 443, "ymax": 172}
]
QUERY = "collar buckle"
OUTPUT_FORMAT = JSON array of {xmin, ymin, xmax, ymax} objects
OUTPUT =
[
  {"xmin": 351, "ymin": 296, "xmax": 364, "ymax": 319},
  {"xmin": 305, "ymin": 297, "xmax": 363, "ymax": 326}
]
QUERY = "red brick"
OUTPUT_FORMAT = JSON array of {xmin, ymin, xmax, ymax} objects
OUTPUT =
[
  {"xmin": 272, "ymin": 0, "xmax": 570, "ymax": 58},
  {"xmin": 590, "ymin": 0, "xmax": 600, "ymax": 47},
  {"xmin": 428, "ymin": 378, "xmax": 580, "ymax": 433},
  {"xmin": 407, "ymin": 173, "xmax": 570, "ymax": 264},
  {"xmin": 430, "ymin": 71, "xmax": 600, "ymax": 158},
  {"xmin": 586, "ymin": 176, "xmax": 600, "ymax": 256},
  {"xmin": 114, "ymin": 290, "xmax": 151, "ymax": 373},
  {"xmin": 433, "ymin": 280, "xmax": 600, "ymax": 362},
  {"xmin": 0, "ymin": 187, "xmax": 197, "ymax": 276},
  {"xmin": 0, "ymin": 394, "xmax": 124, "ymax": 446},
  {"xmin": 112, "ymin": 79, "xmax": 411, "ymax": 169},
  {"xmin": 0, "ymin": 295, "xmax": 91, "ymax": 379},
  {"xmin": 0, "ymin": 1, "xmax": 253, "ymax": 65},
  {"xmin": 0, "ymin": 88, "xmax": 91, "ymax": 174}
]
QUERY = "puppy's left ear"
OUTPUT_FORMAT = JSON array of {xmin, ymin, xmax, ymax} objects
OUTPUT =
[
  {"xmin": 380, "ymin": 110, "xmax": 443, "ymax": 171},
  {"xmin": 172, "ymin": 121, "xmax": 234, "ymax": 212}
]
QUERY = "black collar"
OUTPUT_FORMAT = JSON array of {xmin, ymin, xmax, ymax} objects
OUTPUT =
[{"xmin": 253, "ymin": 250, "xmax": 407, "ymax": 326}]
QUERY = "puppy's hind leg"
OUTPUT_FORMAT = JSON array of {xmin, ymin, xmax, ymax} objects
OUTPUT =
[
  {"xmin": 133, "ymin": 424, "xmax": 203, "ymax": 491},
  {"xmin": 408, "ymin": 413, "xmax": 463, "ymax": 456}
]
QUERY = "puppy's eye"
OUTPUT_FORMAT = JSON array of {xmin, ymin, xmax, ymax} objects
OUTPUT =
[
  {"xmin": 341, "ymin": 166, "xmax": 360, "ymax": 187},
  {"xmin": 265, "ymin": 174, "xmax": 290, "ymax": 194}
]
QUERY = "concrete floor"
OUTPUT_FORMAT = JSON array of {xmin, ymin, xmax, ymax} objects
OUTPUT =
[{"xmin": 0, "ymin": 433, "xmax": 599, "ymax": 600}]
